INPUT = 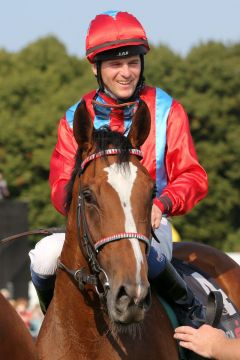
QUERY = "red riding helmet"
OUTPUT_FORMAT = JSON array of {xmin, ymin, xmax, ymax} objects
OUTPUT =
[{"xmin": 86, "ymin": 11, "xmax": 150, "ymax": 63}]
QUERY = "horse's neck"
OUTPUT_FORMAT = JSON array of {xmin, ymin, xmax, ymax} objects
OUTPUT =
[{"xmin": 62, "ymin": 228, "xmax": 86, "ymax": 267}]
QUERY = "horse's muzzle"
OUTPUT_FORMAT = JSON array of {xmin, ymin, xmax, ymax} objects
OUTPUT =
[{"xmin": 107, "ymin": 283, "xmax": 152, "ymax": 324}]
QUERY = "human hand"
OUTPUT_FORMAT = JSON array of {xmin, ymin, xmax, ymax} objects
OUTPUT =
[
  {"xmin": 174, "ymin": 324, "xmax": 226, "ymax": 359},
  {"xmin": 151, "ymin": 203, "xmax": 162, "ymax": 229}
]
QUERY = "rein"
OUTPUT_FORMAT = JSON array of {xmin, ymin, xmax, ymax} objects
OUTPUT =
[
  {"xmin": 0, "ymin": 228, "xmax": 65, "ymax": 246},
  {"xmin": 58, "ymin": 148, "xmax": 153, "ymax": 301}
]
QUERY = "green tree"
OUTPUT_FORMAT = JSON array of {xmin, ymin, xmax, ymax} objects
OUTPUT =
[{"xmin": 0, "ymin": 37, "xmax": 239, "ymax": 251}]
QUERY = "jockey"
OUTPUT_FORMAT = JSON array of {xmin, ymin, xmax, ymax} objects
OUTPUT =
[{"xmin": 29, "ymin": 10, "xmax": 208, "ymax": 327}]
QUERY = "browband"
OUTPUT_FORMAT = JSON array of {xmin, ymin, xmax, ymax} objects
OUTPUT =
[{"xmin": 81, "ymin": 148, "xmax": 143, "ymax": 172}]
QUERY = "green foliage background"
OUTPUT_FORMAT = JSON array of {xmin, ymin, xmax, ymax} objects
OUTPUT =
[{"xmin": 0, "ymin": 37, "xmax": 239, "ymax": 251}]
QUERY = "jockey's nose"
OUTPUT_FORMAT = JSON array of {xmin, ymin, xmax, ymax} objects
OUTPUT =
[{"xmin": 120, "ymin": 64, "xmax": 131, "ymax": 78}]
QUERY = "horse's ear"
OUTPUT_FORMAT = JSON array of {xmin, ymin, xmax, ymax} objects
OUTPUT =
[
  {"xmin": 127, "ymin": 100, "xmax": 151, "ymax": 148},
  {"xmin": 73, "ymin": 100, "xmax": 94, "ymax": 153}
]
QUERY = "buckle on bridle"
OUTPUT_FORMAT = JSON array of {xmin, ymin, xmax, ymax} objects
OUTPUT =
[{"xmin": 95, "ymin": 267, "xmax": 110, "ymax": 299}]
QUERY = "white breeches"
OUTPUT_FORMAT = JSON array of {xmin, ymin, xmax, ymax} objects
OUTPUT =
[
  {"xmin": 29, "ymin": 233, "xmax": 65, "ymax": 276},
  {"xmin": 29, "ymin": 218, "xmax": 172, "ymax": 277}
]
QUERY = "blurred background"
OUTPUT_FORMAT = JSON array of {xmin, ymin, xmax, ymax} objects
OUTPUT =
[{"xmin": 0, "ymin": 0, "xmax": 239, "ymax": 337}]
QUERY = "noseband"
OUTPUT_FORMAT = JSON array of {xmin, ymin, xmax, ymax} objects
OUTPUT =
[{"xmin": 58, "ymin": 148, "xmax": 152, "ymax": 301}]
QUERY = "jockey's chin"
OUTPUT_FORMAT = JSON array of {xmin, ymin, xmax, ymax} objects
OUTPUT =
[{"xmin": 105, "ymin": 83, "xmax": 137, "ymax": 101}]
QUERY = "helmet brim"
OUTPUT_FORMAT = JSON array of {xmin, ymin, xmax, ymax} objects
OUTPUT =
[{"xmin": 93, "ymin": 45, "xmax": 147, "ymax": 63}]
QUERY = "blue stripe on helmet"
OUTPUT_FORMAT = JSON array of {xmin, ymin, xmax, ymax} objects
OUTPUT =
[
  {"xmin": 155, "ymin": 88, "xmax": 172, "ymax": 196},
  {"xmin": 102, "ymin": 10, "xmax": 119, "ymax": 19}
]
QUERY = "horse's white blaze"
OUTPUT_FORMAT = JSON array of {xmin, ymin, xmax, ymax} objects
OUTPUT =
[{"xmin": 104, "ymin": 162, "xmax": 143, "ymax": 285}]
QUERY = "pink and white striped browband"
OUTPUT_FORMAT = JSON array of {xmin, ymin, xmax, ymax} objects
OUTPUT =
[
  {"xmin": 94, "ymin": 232, "xmax": 150, "ymax": 252},
  {"xmin": 81, "ymin": 149, "xmax": 143, "ymax": 171}
]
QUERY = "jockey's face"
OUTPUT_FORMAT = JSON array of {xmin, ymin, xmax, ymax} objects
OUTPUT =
[{"xmin": 92, "ymin": 55, "xmax": 141, "ymax": 99}]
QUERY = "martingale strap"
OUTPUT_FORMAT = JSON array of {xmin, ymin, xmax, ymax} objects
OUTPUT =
[
  {"xmin": 81, "ymin": 148, "xmax": 143, "ymax": 172},
  {"xmin": 95, "ymin": 232, "xmax": 151, "ymax": 253}
]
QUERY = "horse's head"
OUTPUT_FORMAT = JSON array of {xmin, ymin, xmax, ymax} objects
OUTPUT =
[{"xmin": 67, "ymin": 100, "xmax": 155, "ymax": 328}]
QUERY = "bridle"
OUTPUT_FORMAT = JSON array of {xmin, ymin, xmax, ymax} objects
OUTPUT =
[{"xmin": 58, "ymin": 148, "xmax": 152, "ymax": 301}]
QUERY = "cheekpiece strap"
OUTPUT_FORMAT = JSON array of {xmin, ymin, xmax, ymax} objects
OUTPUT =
[
  {"xmin": 81, "ymin": 148, "xmax": 143, "ymax": 172},
  {"xmin": 95, "ymin": 232, "xmax": 150, "ymax": 253}
]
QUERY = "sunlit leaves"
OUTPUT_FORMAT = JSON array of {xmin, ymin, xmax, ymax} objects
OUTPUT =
[{"xmin": 0, "ymin": 37, "xmax": 239, "ymax": 250}]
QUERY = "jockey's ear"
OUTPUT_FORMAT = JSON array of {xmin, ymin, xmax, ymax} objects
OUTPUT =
[
  {"xmin": 127, "ymin": 100, "xmax": 151, "ymax": 148},
  {"xmin": 73, "ymin": 100, "xmax": 94, "ymax": 154}
]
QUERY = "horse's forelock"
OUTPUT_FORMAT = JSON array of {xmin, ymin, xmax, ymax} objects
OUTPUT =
[
  {"xmin": 93, "ymin": 126, "xmax": 132, "ymax": 161},
  {"xmin": 65, "ymin": 126, "xmax": 132, "ymax": 212}
]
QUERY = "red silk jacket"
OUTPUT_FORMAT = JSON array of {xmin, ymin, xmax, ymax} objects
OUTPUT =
[{"xmin": 49, "ymin": 86, "xmax": 208, "ymax": 216}]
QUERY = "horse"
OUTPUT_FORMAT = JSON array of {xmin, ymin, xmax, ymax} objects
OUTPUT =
[
  {"xmin": 0, "ymin": 293, "xmax": 37, "ymax": 359},
  {"xmin": 37, "ymin": 100, "xmax": 240, "ymax": 359},
  {"xmin": 173, "ymin": 241, "xmax": 240, "ymax": 310}
]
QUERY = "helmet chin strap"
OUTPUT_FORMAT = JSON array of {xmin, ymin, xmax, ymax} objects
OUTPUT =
[{"xmin": 96, "ymin": 55, "xmax": 145, "ymax": 103}]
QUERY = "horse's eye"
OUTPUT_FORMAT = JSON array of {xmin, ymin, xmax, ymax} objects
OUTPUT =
[{"xmin": 83, "ymin": 190, "xmax": 94, "ymax": 204}]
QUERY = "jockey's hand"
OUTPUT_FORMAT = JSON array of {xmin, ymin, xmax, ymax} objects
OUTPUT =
[{"xmin": 151, "ymin": 203, "xmax": 162, "ymax": 229}]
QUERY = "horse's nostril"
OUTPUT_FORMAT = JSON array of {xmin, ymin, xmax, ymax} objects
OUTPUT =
[
  {"xmin": 112, "ymin": 284, "xmax": 151, "ymax": 323},
  {"xmin": 116, "ymin": 284, "xmax": 151, "ymax": 309},
  {"xmin": 115, "ymin": 286, "xmax": 131, "ymax": 314},
  {"xmin": 116, "ymin": 286, "xmax": 128, "ymax": 301}
]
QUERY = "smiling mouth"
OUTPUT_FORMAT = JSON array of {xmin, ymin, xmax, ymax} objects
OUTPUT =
[{"xmin": 117, "ymin": 81, "xmax": 132, "ymax": 86}]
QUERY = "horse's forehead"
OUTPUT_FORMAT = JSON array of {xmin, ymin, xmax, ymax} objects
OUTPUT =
[
  {"xmin": 81, "ymin": 158, "xmax": 150, "ymax": 192},
  {"xmin": 104, "ymin": 162, "xmax": 137, "ymax": 188},
  {"xmin": 102, "ymin": 161, "xmax": 150, "ymax": 195},
  {"xmin": 104, "ymin": 161, "xmax": 144, "ymax": 283}
]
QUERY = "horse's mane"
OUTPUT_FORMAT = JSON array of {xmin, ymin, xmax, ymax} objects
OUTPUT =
[{"xmin": 65, "ymin": 126, "xmax": 133, "ymax": 212}]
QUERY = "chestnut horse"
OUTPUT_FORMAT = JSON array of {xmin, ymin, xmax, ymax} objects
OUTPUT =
[
  {"xmin": 0, "ymin": 293, "xmax": 37, "ymax": 359},
  {"xmin": 173, "ymin": 242, "xmax": 240, "ymax": 310},
  {"xmin": 37, "ymin": 100, "xmax": 240, "ymax": 360}
]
